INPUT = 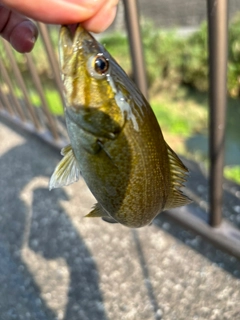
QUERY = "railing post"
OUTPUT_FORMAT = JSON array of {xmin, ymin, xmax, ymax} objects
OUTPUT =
[
  {"xmin": 122, "ymin": 0, "xmax": 148, "ymax": 99},
  {"xmin": 207, "ymin": 0, "xmax": 228, "ymax": 227}
]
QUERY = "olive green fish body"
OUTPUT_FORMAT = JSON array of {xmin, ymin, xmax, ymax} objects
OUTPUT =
[
  {"xmin": 67, "ymin": 105, "xmax": 169, "ymax": 228},
  {"xmin": 49, "ymin": 25, "xmax": 191, "ymax": 228}
]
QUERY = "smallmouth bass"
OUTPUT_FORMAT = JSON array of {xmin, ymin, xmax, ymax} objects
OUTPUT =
[{"xmin": 50, "ymin": 24, "xmax": 191, "ymax": 228}]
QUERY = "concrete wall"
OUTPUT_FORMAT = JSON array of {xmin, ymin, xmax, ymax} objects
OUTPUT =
[{"xmin": 112, "ymin": 0, "xmax": 240, "ymax": 30}]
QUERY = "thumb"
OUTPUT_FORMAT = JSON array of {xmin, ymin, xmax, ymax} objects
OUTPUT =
[{"xmin": 0, "ymin": 5, "xmax": 38, "ymax": 53}]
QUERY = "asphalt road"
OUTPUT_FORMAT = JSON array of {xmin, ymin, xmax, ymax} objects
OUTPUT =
[{"xmin": 0, "ymin": 118, "xmax": 240, "ymax": 320}]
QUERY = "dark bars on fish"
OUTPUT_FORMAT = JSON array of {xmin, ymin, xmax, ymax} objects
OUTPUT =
[
  {"xmin": 207, "ymin": 0, "xmax": 228, "ymax": 227},
  {"xmin": 122, "ymin": 0, "xmax": 148, "ymax": 99}
]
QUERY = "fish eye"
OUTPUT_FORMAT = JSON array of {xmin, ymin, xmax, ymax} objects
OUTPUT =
[
  {"xmin": 94, "ymin": 55, "xmax": 109, "ymax": 75},
  {"xmin": 87, "ymin": 54, "xmax": 110, "ymax": 80}
]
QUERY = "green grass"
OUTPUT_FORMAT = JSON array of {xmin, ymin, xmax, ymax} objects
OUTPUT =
[
  {"xmin": 29, "ymin": 89, "xmax": 63, "ymax": 115},
  {"xmin": 150, "ymin": 89, "xmax": 240, "ymax": 184},
  {"xmin": 224, "ymin": 166, "xmax": 240, "ymax": 184},
  {"xmin": 151, "ymin": 90, "xmax": 208, "ymax": 137}
]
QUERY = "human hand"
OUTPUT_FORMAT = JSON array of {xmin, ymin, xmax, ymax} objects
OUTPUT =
[{"xmin": 0, "ymin": 0, "xmax": 119, "ymax": 53}]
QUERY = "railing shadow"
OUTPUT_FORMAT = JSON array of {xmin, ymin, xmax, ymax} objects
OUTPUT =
[{"xmin": 132, "ymin": 230, "xmax": 162, "ymax": 320}]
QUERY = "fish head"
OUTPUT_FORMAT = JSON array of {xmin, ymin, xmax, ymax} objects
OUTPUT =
[{"xmin": 59, "ymin": 24, "xmax": 130, "ymax": 139}]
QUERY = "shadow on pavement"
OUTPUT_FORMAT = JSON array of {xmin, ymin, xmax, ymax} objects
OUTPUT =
[
  {"xmin": 0, "ymin": 119, "xmax": 107, "ymax": 320},
  {"xmin": 29, "ymin": 187, "xmax": 107, "ymax": 319},
  {"xmin": 132, "ymin": 230, "xmax": 162, "ymax": 320},
  {"xmin": 1, "ymin": 116, "xmax": 240, "ymax": 320}
]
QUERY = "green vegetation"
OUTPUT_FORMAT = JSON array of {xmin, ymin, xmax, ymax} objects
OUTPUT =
[
  {"xmin": 0, "ymin": 17, "xmax": 239, "ymax": 183},
  {"xmin": 29, "ymin": 89, "xmax": 63, "ymax": 115},
  {"xmin": 0, "ymin": 25, "xmax": 63, "ymax": 116},
  {"xmin": 102, "ymin": 13, "xmax": 240, "ymax": 97},
  {"xmin": 224, "ymin": 166, "xmax": 240, "ymax": 184},
  {"xmin": 101, "ymin": 16, "xmax": 240, "ymax": 183}
]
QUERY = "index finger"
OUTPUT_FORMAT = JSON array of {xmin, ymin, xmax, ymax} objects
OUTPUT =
[{"xmin": 0, "ymin": 0, "xmax": 106, "ymax": 25}]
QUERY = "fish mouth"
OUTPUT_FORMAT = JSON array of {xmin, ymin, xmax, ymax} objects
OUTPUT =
[
  {"xmin": 64, "ymin": 23, "xmax": 78, "ymax": 37},
  {"xmin": 59, "ymin": 24, "xmax": 84, "ymax": 48},
  {"xmin": 60, "ymin": 23, "xmax": 84, "ymax": 39},
  {"xmin": 59, "ymin": 24, "xmax": 100, "ymax": 70},
  {"xmin": 59, "ymin": 24, "xmax": 96, "ymax": 49}
]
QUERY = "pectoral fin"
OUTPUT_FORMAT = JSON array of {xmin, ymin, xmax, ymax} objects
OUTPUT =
[
  {"xmin": 85, "ymin": 203, "xmax": 118, "ymax": 224},
  {"xmin": 49, "ymin": 144, "xmax": 80, "ymax": 190}
]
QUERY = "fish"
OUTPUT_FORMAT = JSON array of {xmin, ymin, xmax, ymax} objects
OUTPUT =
[{"xmin": 49, "ymin": 24, "xmax": 191, "ymax": 228}]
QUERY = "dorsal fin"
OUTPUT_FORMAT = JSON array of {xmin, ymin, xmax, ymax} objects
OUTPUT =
[
  {"xmin": 164, "ymin": 144, "xmax": 192, "ymax": 209},
  {"xmin": 49, "ymin": 144, "xmax": 80, "ymax": 190}
]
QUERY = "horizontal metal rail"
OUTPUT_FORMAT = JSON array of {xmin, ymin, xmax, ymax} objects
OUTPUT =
[{"xmin": 166, "ymin": 188, "xmax": 240, "ymax": 259}]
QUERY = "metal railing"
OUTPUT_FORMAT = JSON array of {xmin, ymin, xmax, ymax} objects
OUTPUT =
[
  {"xmin": 0, "ymin": 23, "xmax": 68, "ymax": 149},
  {"xmin": 123, "ymin": 0, "xmax": 240, "ymax": 259},
  {"xmin": 0, "ymin": 0, "xmax": 240, "ymax": 258}
]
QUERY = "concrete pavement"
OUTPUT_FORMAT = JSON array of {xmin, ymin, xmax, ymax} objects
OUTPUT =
[{"xmin": 0, "ymin": 118, "xmax": 240, "ymax": 320}]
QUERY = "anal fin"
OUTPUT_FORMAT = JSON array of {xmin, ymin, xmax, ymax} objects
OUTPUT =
[
  {"xmin": 49, "ymin": 144, "xmax": 80, "ymax": 190},
  {"xmin": 85, "ymin": 203, "xmax": 118, "ymax": 224}
]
